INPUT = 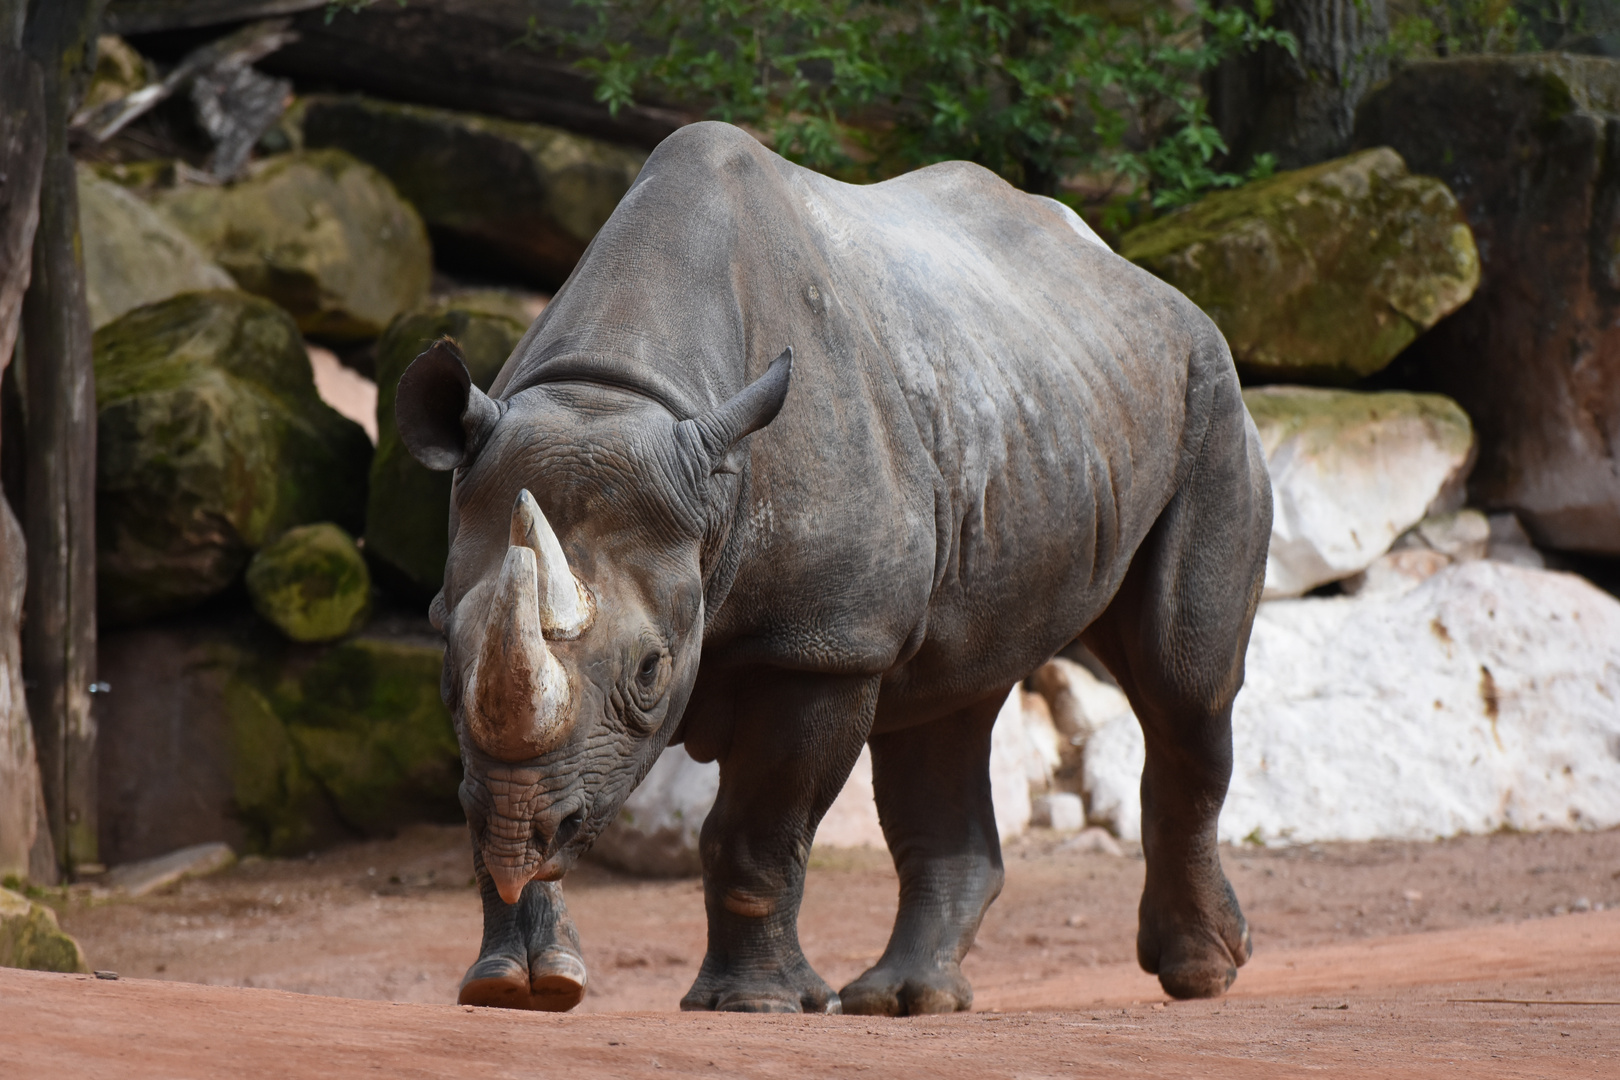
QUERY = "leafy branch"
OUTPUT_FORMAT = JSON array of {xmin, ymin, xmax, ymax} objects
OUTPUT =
[{"xmin": 542, "ymin": 0, "xmax": 1295, "ymax": 223}]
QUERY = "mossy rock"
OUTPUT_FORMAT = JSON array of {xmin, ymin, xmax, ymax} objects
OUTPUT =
[
  {"xmin": 78, "ymin": 163, "xmax": 235, "ymax": 329},
  {"xmin": 226, "ymin": 634, "xmax": 460, "ymax": 849},
  {"xmin": 246, "ymin": 523, "xmax": 372, "ymax": 643},
  {"xmin": 150, "ymin": 149, "xmax": 431, "ymax": 340},
  {"xmin": 366, "ymin": 296, "xmax": 529, "ymax": 596},
  {"xmin": 300, "ymin": 94, "xmax": 644, "ymax": 287},
  {"xmin": 1119, "ymin": 148, "xmax": 1480, "ymax": 383},
  {"xmin": 0, "ymin": 887, "xmax": 89, "ymax": 973},
  {"xmin": 94, "ymin": 291, "xmax": 373, "ymax": 624}
]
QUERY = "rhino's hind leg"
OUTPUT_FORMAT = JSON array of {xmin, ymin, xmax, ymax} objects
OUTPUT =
[
  {"xmin": 1081, "ymin": 370, "xmax": 1270, "ymax": 1001},
  {"xmin": 459, "ymin": 849, "xmax": 587, "ymax": 1011},
  {"xmin": 680, "ymin": 672, "xmax": 878, "ymax": 1014},
  {"xmin": 839, "ymin": 696, "xmax": 1005, "ymax": 1016}
]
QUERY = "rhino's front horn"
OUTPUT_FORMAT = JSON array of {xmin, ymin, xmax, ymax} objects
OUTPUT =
[
  {"xmin": 465, "ymin": 543, "xmax": 573, "ymax": 762},
  {"xmin": 510, "ymin": 489, "xmax": 594, "ymax": 639}
]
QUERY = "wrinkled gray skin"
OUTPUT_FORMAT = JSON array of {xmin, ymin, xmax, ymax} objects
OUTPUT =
[{"xmin": 396, "ymin": 122, "xmax": 1272, "ymax": 1015}]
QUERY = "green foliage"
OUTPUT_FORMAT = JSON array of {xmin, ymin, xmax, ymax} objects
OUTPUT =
[
  {"xmin": 544, "ymin": 0, "xmax": 1295, "ymax": 218},
  {"xmin": 1388, "ymin": 0, "xmax": 1618, "ymax": 59}
]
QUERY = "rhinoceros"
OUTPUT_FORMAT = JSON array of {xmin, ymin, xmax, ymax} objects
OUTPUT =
[{"xmin": 395, "ymin": 121, "xmax": 1271, "ymax": 1015}]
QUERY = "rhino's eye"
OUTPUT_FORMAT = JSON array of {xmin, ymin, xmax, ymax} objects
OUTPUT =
[{"xmin": 636, "ymin": 652, "xmax": 661, "ymax": 687}]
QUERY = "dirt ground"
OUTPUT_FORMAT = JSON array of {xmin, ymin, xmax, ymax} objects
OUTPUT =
[{"xmin": 9, "ymin": 826, "xmax": 1620, "ymax": 1077}]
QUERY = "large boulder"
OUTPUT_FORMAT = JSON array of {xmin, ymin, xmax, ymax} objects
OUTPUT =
[
  {"xmin": 96, "ymin": 611, "xmax": 460, "ymax": 861},
  {"xmin": 1245, "ymin": 385, "xmax": 1476, "ymax": 598},
  {"xmin": 1119, "ymin": 148, "xmax": 1480, "ymax": 383},
  {"xmin": 150, "ymin": 149, "xmax": 431, "ymax": 340},
  {"xmin": 245, "ymin": 523, "xmax": 372, "ymax": 643},
  {"xmin": 77, "ymin": 164, "xmax": 234, "ymax": 329},
  {"xmin": 366, "ymin": 296, "xmax": 529, "ymax": 596},
  {"xmin": 1355, "ymin": 55, "xmax": 1620, "ymax": 555},
  {"xmin": 0, "ymin": 887, "xmax": 88, "ymax": 973},
  {"xmin": 299, "ymin": 94, "xmax": 645, "ymax": 287},
  {"xmin": 94, "ymin": 291, "xmax": 372, "ymax": 624},
  {"xmin": 1082, "ymin": 561, "xmax": 1620, "ymax": 845}
]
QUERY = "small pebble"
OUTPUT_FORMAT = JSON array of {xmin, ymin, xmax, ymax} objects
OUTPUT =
[{"xmin": 94, "ymin": 971, "xmax": 118, "ymax": 980}]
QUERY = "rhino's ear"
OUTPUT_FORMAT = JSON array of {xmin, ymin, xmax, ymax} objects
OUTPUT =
[
  {"xmin": 396, "ymin": 337, "xmax": 502, "ymax": 471},
  {"xmin": 679, "ymin": 347, "xmax": 793, "ymax": 477}
]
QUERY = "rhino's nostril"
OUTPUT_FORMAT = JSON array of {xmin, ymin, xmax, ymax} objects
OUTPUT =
[{"xmin": 555, "ymin": 808, "xmax": 585, "ymax": 849}]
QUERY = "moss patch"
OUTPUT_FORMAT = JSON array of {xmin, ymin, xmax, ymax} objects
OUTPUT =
[
  {"xmin": 223, "ymin": 631, "xmax": 460, "ymax": 855},
  {"xmin": 0, "ymin": 887, "xmax": 89, "ymax": 973},
  {"xmin": 1120, "ymin": 148, "xmax": 1480, "ymax": 383}
]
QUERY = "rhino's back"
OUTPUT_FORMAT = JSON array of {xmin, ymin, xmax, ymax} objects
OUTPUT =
[{"xmin": 502, "ymin": 124, "xmax": 1227, "ymax": 698}]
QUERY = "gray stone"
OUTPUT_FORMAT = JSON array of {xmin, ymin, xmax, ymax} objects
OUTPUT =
[
  {"xmin": 101, "ymin": 841, "xmax": 235, "ymax": 897},
  {"xmin": 300, "ymin": 94, "xmax": 644, "ymax": 288},
  {"xmin": 77, "ymin": 163, "xmax": 234, "ymax": 329},
  {"xmin": 151, "ymin": 149, "xmax": 431, "ymax": 340}
]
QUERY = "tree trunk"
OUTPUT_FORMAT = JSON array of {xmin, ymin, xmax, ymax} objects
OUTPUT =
[
  {"xmin": 19, "ymin": 0, "xmax": 108, "ymax": 878},
  {"xmin": 1207, "ymin": 0, "xmax": 1390, "ymax": 171}
]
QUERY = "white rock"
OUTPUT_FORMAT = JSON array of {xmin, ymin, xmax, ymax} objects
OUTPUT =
[
  {"xmin": 591, "ymin": 747, "xmax": 718, "ymax": 876},
  {"xmin": 816, "ymin": 687, "xmax": 1043, "ymax": 849},
  {"xmin": 1080, "ymin": 561, "xmax": 1620, "ymax": 845},
  {"xmin": 1058, "ymin": 825, "xmax": 1126, "ymax": 857},
  {"xmin": 988, "ymin": 688, "xmax": 1034, "ymax": 841},
  {"xmin": 1244, "ymin": 386, "xmax": 1475, "ymax": 598},
  {"xmin": 1032, "ymin": 792, "xmax": 1086, "ymax": 832},
  {"xmin": 1486, "ymin": 512, "xmax": 1546, "ymax": 569},
  {"xmin": 1341, "ymin": 547, "xmax": 1451, "ymax": 599},
  {"xmin": 815, "ymin": 745, "xmax": 886, "ymax": 850},
  {"xmin": 1019, "ymin": 690, "xmax": 1063, "ymax": 792}
]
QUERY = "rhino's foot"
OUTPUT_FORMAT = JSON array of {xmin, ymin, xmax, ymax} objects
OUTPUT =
[
  {"xmin": 1137, "ymin": 874, "xmax": 1251, "ymax": 1000},
  {"xmin": 680, "ymin": 953, "xmax": 841, "ymax": 1014},
  {"xmin": 459, "ymin": 945, "xmax": 588, "ymax": 1011},
  {"xmin": 839, "ymin": 960, "xmax": 972, "ymax": 1016}
]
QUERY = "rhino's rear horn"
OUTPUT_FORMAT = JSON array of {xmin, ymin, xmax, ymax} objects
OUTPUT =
[
  {"xmin": 396, "ymin": 337, "xmax": 501, "ymax": 471},
  {"xmin": 510, "ymin": 489, "xmax": 594, "ymax": 639}
]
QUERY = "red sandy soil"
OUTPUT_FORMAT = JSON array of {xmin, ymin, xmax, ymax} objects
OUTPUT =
[{"xmin": 7, "ymin": 826, "xmax": 1619, "ymax": 1077}]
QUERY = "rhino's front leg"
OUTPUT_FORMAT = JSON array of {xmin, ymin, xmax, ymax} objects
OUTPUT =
[
  {"xmin": 680, "ymin": 671, "xmax": 877, "ymax": 1013},
  {"xmin": 458, "ymin": 844, "xmax": 588, "ymax": 1010}
]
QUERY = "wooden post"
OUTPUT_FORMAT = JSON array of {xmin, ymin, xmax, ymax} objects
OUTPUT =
[
  {"xmin": 19, "ymin": 0, "xmax": 108, "ymax": 877},
  {"xmin": 0, "ymin": 3, "xmax": 49, "ymax": 882}
]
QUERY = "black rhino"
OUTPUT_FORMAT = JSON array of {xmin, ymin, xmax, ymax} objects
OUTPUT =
[{"xmin": 396, "ymin": 121, "xmax": 1272, "ymax": 1015}]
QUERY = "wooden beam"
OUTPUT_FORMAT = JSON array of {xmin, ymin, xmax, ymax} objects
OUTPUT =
[{"xmin": 20, "ymin": 0, "xmax": 108, "ymax": 877}]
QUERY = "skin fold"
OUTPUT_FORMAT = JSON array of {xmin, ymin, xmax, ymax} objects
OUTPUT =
[{"xmin": 396, "ymin": 122, "xmax": 1273, "ymax": 1015}]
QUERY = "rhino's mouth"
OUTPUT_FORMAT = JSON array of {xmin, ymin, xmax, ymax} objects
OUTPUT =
[{"xmin": 461, "ymin": 768, "xmax": 590, "ymax": 903}]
